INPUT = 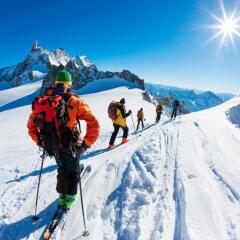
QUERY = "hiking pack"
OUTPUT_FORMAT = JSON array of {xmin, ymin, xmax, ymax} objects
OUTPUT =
[
  {"xmin": 108, "ymin": 101, "xmax": 118, "ymax": 121},
  {"xmin": 32, "ymin": 94, "xmax": 79, "ymax": 156},
  {"xmin": 137, "ymin": 110, "xmax": 142, "ymax": 119},
  {"xmin": 157, "ymin": 104, "xmax": 163, "ymax": 112}
]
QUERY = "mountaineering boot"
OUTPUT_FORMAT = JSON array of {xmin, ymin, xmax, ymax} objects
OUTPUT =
[
  {"xmin": 122, "ymin": 138, "xmax": 128, "ymax": 144},
  {"xmin": 64, "ymin": 194, "xmax": 77, "ymax": 209},
  {"xmin": 59, "ymin": 193, "xmax": 66, "ymax": 207},
  {"xmin": 59, "ymin": 193, "xmax": 76, "ymax": 208},
  {"xmin": 108, "ymin": 144, "xmax": 115, "ymax": 149}
]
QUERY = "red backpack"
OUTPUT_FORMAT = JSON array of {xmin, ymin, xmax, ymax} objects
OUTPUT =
[
  {"xmin": 137, "ymin": 110, "xmax": 141, "ymax": 119},
  {"xmin": 32, "ymin": 95, "xmax": 78, "ymax": 156},
  {"xmin": 108, "ymin": 101, "xmax": 118, "ymax": 121}
]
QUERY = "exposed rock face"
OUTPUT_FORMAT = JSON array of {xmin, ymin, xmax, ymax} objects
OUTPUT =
[
  {"xmin": 142, "ymin": 91, "xmax": 158, "ymax": 105},
  {"xmin": 0, "ymin": 43, "xmax": 145, "ymax": 93},
  {"xmin": 115, "ymin": 70, "xmax": 145, "ymax": 90},
  {"xmin": 41, "ymin": 66, "xmax": 145, "ymax": 95},
  {"xmin": 0, "ymin": 47, "xmax": 70, "ymax": 89},
  {"xmin": 32, "ymin": 40, "xmax": 39, "ymax": 51}
]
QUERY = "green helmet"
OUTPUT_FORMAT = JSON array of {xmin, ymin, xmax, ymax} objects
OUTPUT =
[{"xmin": 55, "ymin": 70, "xmax": 72, "ymax": 86}]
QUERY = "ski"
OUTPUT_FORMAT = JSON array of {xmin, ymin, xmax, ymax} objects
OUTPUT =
[
  {"xmin": 107, "ymin": 140, "xmax": 131, "ymax": 150},
  {"xmin": 41, "ymin": 164, "xmax": 91, "ymax": 240},
  {"xmin": 42, "ymin": 206, "xmax": 69, "ymax": 240}
]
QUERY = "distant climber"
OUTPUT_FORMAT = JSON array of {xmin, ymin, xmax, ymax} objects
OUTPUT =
[
  {"xmin": 27, "ymin": 70, "xmax": 100, "ymax": 208},
  {"xmin": 156, "ymin": 102, "xmax": 163, "ymax": 123},
  {"xmin": 137, "ymin": 108, "xmax": 145, "ymax": 130},
  {"xmin": 108, "ymin": 98, "xmax": 132, "ymax": 148},
  {"xmin": 171, "ymin": 99, "xmax": 180, "ymax": 120}
]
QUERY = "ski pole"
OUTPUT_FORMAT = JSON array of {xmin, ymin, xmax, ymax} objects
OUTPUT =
[
  {"xmin": 130, "ymin": 114, "xmax": 138, "ymax": 139},
  {"xmin": 32, "ymin": 150, "xmax": 46, "ymax": 221},
  {"xmin": 78, "ymin": 166, "xmax": 89, "ymax": 237}
]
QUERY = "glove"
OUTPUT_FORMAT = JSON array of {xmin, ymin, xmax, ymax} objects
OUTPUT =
[
  {"xmin": 37, "ymin": 140, "xmax": 43, "ymax": 148},
  {"xmin": 78, "ymin": 141, "xmax": 90, "ymax": 156},
  {"xmin": 128, "ymin": 110, "xmax": 132, "ymax": 114}
]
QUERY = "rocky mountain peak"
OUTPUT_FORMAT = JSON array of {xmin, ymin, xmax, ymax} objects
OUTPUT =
[
  {"xmin": 0, "ymin": 43, "xmax": 145, "ymax": 92},
  {"xmin": 31, "ymin": 40, "xmax": 39, "ymax": 51}
]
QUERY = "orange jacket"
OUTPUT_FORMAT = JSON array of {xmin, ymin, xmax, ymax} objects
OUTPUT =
[{"xmin": 27, "ymin": 94, "xmax": 100, "ymax": 147}]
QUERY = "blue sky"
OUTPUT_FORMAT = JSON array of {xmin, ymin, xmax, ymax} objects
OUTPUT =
[{"xmin": 0, "ymin": 0, "xmax": 239, "ymax": 93}]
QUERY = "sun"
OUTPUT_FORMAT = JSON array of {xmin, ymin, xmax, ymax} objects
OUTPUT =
[
  {"xmin": 205, "ymin": 0, "xmax": 240, "ymax": 50},
  {"xmin": 222, "ymin": 19, "xmax": 237, "ymax": 33}
]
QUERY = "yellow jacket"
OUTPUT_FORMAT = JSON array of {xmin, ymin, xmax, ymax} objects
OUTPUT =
[{"xmin": 112, "ymin": 103, "xmax": 131, "ymax": 127}]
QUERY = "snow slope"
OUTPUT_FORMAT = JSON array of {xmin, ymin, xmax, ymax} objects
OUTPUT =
[
  {"xmin": 0, "ymin": 82, "xmax": 240, "ymax": 240},
  {"xmin": 0, "ymin": 78, "xmax": 138, "ymax": 113},
  {"xmin": 0, "ymin": 81, "xmax": 42, "ymax": 109},
  {"xmin": 75, "ymin": 77, "xmax": 139, "ymax": 95}
]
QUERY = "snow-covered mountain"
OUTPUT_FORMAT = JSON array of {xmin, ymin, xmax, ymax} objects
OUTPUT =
[
  {"xmin": 0, "ymin": 81, "xmax": 239, "ymax": 240},
  {"xmin": 0, "ymin": 42, "xmax": 145, "ymax": 92},
  {"xmin": 146, "ymin": 83, "xmax": 235, "ymax": 112},
  {"xmin": 0, "ymin": 47, "xmax": 70, "ymax": 89}
]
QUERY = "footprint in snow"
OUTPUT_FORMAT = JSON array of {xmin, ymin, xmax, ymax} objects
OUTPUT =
[
  {"xmin": 187, "ymin": 174, "xmax": 197, "ymax": 179},
  {"xmin": 86, "ymin": 203, "xmax": 97, "ymax": 220},
  {"xmin": 106, "ymin": 163, "xmax": 115, "ymax": 172}
]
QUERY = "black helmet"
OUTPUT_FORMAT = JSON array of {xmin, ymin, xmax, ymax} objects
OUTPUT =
[{"xmin": 120, "ymin": 98, "xmax": 125, "ymax": 104}]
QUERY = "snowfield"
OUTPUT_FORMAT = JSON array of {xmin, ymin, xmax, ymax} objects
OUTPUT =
[
  {"xmin": 0, "ymin": 82, "xmax": 239, "ymax": 240},
  {"xmin": 0, "ymin": 81, "xmax": 42, "ymax": 111}
]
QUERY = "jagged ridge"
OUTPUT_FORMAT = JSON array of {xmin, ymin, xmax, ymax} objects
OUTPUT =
[{"xmin": 0, "ymin": 43, "xmax": 145, "ymax": 92}]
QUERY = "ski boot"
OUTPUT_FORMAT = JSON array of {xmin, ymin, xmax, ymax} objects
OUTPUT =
[
  {"xmin": 59, "ymin": 194, "xmax": 77, "ymax": 209},
  {"xmin": 122, "ymin": 138, "xmax": 129, "ymax": 144},
  {"xmin": 108, "ymin": 144, "xmax": 115, "ymax": 149}
]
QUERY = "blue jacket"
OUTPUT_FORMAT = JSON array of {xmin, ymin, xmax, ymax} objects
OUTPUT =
[{"xmin": 172, "ymin": 100, "xmax": 179, "ymax": 109}]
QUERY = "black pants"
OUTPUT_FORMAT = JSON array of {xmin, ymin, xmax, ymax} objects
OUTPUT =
[
  {"xmin": 109, "ymin": 123, "xmax": 129, "ymax": 145},
  {"xmin": 137, "ymin": 119, "xmax": 144, "ymax": 130},
  {"xmin": 156, "ymin": 112, "xmax": 162, "ymax": 123},
  {"xmin": 171, "ymin": 108, "xmax": 177, "ymax": 119},
  {"xmin": 56, "ymin": 151, "xmax": 80, "ymax": 195}
]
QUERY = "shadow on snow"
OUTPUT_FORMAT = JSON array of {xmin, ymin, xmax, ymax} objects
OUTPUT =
[
  {"xmin": 6, "ymin": 165, "xmax": 57, "ymax": 184},
  {"xmin": 0, "ymin": 200, "xmax": 58, "ymax": 240},
  {"xmin": 0, "ymin": 90, "xmax": 39, "ymax": 112}
]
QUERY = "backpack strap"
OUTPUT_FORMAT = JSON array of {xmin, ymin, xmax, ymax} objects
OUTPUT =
[
  {"xmin": 63, "ymin": 93, "xmax": 82, "ymax": 133},
  {"xmin": 77, "ymin": 119, "xmax": 82, "ymax": 134}
]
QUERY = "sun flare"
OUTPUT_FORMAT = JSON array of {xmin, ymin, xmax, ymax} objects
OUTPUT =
[{"xmin": 205, "ymin": 0, "xmax": 240, "ymax": 49}]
